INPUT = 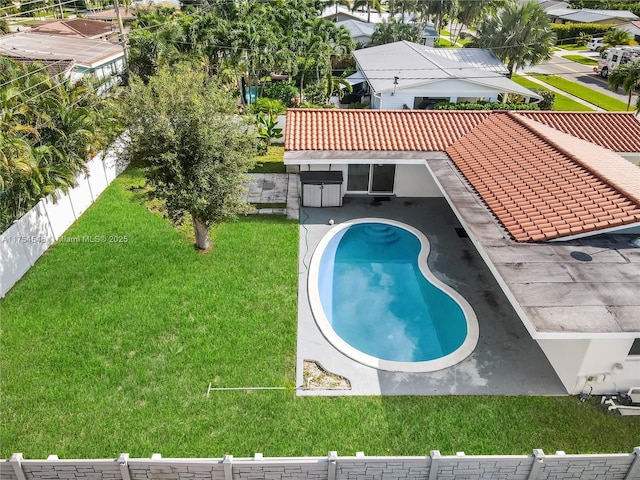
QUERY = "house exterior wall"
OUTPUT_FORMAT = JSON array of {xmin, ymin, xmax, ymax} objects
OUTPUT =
[
  {"xmin": 73, "ymin": 54, "xmax": 125, "ymax": 90},
  {"xmin": 538, "ymin": 338, "xmax": 640, "ymax": 395},
  {"xmin": 617, "ymin": 23, "xmax": 640, "ymax": 41},
  {"xmin": 297, "ymin": 163, "xmax": 441, "ymax": 198},
  {"xmin": 394, "ymin": 164, "xmax": 442, "ymax": 197},
  {"xmin": 375, "ymin": 80, "xmax": 499, "ymax": 110}
]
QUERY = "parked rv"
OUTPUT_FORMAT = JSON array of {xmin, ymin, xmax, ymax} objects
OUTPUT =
[{"xmin": 594, "ymin": 45, "xmax": 640, "ymax": 78}]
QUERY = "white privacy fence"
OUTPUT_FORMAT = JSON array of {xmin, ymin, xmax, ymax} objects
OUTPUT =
[
  {"xmin": 0, "ymin": 143, "xmax": 126, "ymax": 298},
  {"xmin": 3, "ymin": 449, "xmax": 640, "ymax": 480}
]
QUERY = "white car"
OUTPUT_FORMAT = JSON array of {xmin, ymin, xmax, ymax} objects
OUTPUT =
[{"xmin": 587, "ymin": 38, "xmax": 604, "ymax": 51}]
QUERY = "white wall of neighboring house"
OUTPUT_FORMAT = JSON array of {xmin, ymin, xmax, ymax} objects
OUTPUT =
[
  {"xmin": 538, "ymin": 337, "xmax": 640, "ymax": 395},
  {"xmin": 375, "ymin": 80, "xmax": 500, "ymax": 110},
  {"xmin": 73, "ymin": 53, "xmax": 125, "ymax": 90}
]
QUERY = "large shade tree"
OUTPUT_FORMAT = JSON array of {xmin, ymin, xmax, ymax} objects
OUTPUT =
[
  {"xmin": 608, "ymin": 59, "xmax": 640, "ymax": 111},
  {"xmin": 124, "ymin": 66, "xmax": 259, "ymax": 250},
  {"xmin": 466, "ymin": 0, "xmax": 556, "ymax": 77}
]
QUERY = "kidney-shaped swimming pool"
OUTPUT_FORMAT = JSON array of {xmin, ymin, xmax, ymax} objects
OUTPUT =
[{"xmin": 308, "ymin": 219, "xmax": 479, "ymax": 373}]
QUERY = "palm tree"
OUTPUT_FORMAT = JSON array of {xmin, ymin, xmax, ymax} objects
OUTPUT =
[
  {"xmin": 466, "ymin": 0, "xmax": 555, "ymax": 78},
  {"xmin": 608, "ymin": 60, "xmax": 640, "ymax": 111},
  {"xmin": 352, "ymin": 0, "xmax": 382, "ymax": 23},
  {"xmin": 449, "ymin": 0, "xmax": 506, "ymax": 45},
  {"xmin": 370, "ymin": 19, "xmax": 422, "ymax": 45},
  {"xmin": 603, "ymin": 29, "xmax": 633, "ymax": 50},
  {"xmin": 323, "ymin": 0, "xmax": 351, "ymax": 21}
]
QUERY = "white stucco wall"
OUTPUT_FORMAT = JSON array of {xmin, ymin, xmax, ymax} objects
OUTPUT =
[
  {"xmin": 298, "ymin": 163, "xmax": 441, "ymax": 198},
  {"xmin": 394, "ymin": 164, "xmax": 442, "ymax": 197},
  {"xmin": 538, "ymin": 338, "xmax": 640, "ymax": 395}
]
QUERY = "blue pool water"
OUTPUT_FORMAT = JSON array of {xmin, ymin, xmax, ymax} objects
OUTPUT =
[{"xmin": 317, "ymin": 223, "xmax": 468, "ymax": 363}]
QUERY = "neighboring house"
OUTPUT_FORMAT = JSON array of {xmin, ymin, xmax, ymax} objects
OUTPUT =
[
  {"xmin": 86, "ymin": 6, "xmax": 137, "ymax": 22},
  {"xmin": 336, "ymin": 19, "xmax": 376, "ymax": 46},
  {"xmin": 284, "ymin": 108, "xmax": 640, "ymax": 395},
  {"xmin": 349, "ymin": 41, "xmax": 541, "ymax": 110},
  {"xmin": 546, "ymin": 7, "xmax": 639, "ymax": 25},
  {"xmin": 321, "ymin": 5, "xmax": 389, "ymax": 23},
  {"xmin": 616, "ymin": 20, "xmax": 640, "ymax": 42},
  {"xmin": 0, "ymin": 32, "xmax": 124, "ymax": 86},
  {"xmin": 27, "ymin": 18, "xmax": 117, "ymax": 41},
  {"xmin": 420, "ymin": 24, "xmax": 438, "ymax": 47},
  {"xmin": 536, "ymin": 0, "xmax": 570, "ymax": 12},
  {"xmin": 327, "ymin": 8, "xmax": 438, "ymax": 46}
]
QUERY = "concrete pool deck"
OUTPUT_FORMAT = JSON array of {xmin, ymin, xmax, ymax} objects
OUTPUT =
[{"xmin": 296, "ymin": 197, "xmax": 567, "ymax": 396}]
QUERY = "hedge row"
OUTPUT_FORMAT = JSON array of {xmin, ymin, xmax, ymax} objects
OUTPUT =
[
  {"xmin": 551, "ymin": 23, "xmax": 614, "ymax": 43},
  {"xmin": 434, "ymin": 102, "xmax": 541, "ymax": 110}
]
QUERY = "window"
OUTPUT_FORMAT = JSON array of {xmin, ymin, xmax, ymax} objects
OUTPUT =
[
  {"xmin": 629, "ymin": 338, "xmax": 640, "ymax": 356},
  {"xmin": 413, "ymin": 97, "xmax": 450, "ymax": 110}
]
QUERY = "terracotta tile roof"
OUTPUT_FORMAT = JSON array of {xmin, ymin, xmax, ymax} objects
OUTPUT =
[
  {"xmin": 284, "ymin": 109, "xmax": 490, "ymax": 151},
  {"xmin": 285, "ymin": 108, "xmax": 640, "ymax": 242},
  {"xmin": 517, "ymin": 111, "xmax": 640, "ymax": 153},
  {"xmin": 517, "ymin": 115, "xmax": 640, "ymax": 203},
  {"xmin": 86, "ymin": 7, "xmax": 137, "ymax": 20},
  {"xmin": 445, "ymin": 113, "xmax": 640, "ymax": 242},
  {"xmin": 31, "ymin": 19, "xmax": 113, "ymax": 38}
]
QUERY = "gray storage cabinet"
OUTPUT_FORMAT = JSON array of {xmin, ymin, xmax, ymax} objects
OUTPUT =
[{"xmin": 300, "ymin": 171, "xmax": 343, "ymax": 207}]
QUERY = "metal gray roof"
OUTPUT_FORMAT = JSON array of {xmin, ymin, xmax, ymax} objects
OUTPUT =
[
  {"xmin": 335, "ymin": 19, "xmax": 376, "ymax": 38},
  {"xmin": 547, "ymin": 7, "xmax": 639, "ymax": 21},
  {"xmin": 0, "ymin": 32, "xmax": 123, "ymax": 67},
  {"xmin": 353, "ymin": 41, "xmax": 539, "ymax": 99}
]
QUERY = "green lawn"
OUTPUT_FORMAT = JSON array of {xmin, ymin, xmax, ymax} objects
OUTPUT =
[
  {"xmin": 512, "ymin": 75, "xmax": 594, "ymax": 111},
  {"xmin": 562, "ymin": 54, "xmax": 598, "ymax": 66},
  {"xmin": 532, "ymin": 74, "xmax": 629, "ymax": 111},
  {"xmin": 250, "ymin": 145, "xmax": 286, "ymax": 173},
  {"xmin": 1, "ymin": 168, "xmax": 639, "ymax": 459},
  {"xmin": 555, "ymin": 44, "xmax": 589, "ymax": 51}
]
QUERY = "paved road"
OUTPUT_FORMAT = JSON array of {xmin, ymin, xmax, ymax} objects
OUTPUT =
[{"xmin": 526, "ymin": 49, "xmax": 634, "ymax": 106}]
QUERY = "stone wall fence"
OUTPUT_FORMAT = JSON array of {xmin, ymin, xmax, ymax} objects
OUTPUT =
[
  {"xmin": 3, "ymin": 448, "xmax": 640, "ymax": 480},
  {"xmin": 0, "ymin": 141, "xmax": 127, "ymax": 298}
]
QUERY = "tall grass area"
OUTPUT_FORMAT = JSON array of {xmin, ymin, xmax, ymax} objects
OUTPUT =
[{"xmin": 1, "ymin": 169, "xmax": 639, "ymax": 459}]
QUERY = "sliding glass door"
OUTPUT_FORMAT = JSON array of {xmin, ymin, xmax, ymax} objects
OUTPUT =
[{"xmin": 347, "ymin": 164, "xmax": 395, "ymax": 194}]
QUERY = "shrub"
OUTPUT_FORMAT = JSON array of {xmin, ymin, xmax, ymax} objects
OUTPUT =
[
  {"xmin": 262, "ymin": 81, "xmax": 300, "ymax": 108},
  {"xmin": 247, "ymin": 97, "xmax": 286, "ymax": 115},
  {"xmin": 551, "ymin": 23, "xmax": 613, "ymax": 44},
  {"xmin": 434, "ymin": 101, "xmax": 540, "ymax": 110},
  {"xmin": 533, "ymin": 89, "xmax": 555, "ymax": 110},
  {"xmin": 302, "ymin": 82, "xmax": 328, "ymax": 105}
]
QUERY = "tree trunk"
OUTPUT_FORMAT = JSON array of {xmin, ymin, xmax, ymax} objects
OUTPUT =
[{"xmin": 192, "ymin": 215, "xmax": 211, "ymax": 250}]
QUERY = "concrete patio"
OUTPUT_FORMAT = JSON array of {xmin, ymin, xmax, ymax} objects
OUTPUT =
[{"xmin": 296, "ymin": 196, "xmax": 567, "ymax": 396}]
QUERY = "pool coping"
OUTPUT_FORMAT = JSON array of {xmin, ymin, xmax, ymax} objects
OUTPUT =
[{"xmin": 307, "ymin": 218, "xmax": 479, "ymax": 374}]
